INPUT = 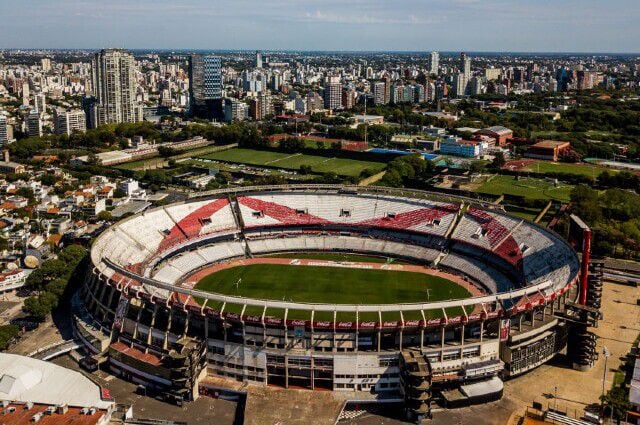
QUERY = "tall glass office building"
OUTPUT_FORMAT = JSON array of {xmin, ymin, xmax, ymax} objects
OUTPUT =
[{"xmin": 189, "ymin": 55, "xmax": 223, "ymax": 119}]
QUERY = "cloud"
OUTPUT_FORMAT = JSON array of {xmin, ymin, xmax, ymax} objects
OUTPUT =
[
  {"xmin": 299, "ymin": 10, "xmax": 438, "ymax": 25},
  {"xmin": 0, "ymin": 0, "xmax": 638, "ymax": 52}
]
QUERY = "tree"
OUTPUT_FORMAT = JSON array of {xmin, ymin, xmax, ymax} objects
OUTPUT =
[
  {"xmin": 299, "ymin": 165, "xmax": 313, "ymax": 175},
  {"xmin": 113, "ymin": 188, "xmax": 127, "ymax": 198},
  {"xmin": 491, "ymin": 152, "xmax": 506, "ymax": 169},
  {"xmin": 158, "ymin": 146, "xmax": 177, "ymax": 157},
  {"xmin": 279, "ymin": 137, "xmax": 305, "ymax": 153},
  {"xmin": 87, "ymin": 152, "xmax": 99, "ymax": 165},
  {"xmin": 469, "ymin": 160, "xmax": 487, "ymax": 174},
  {"xmin": 96, "ymin": 211, "xmax": 113, "ymax": 221},
  {"xmin": 16, "ymin": 187, "xmax": 35, "ymax": 204},
  {"xmin": 0, "ymin": 237, "xmax": 8, "ymax": 252},
  {"xmin": 23, "ymin": 296, "xmax": 52, "ymax": 320},
  {"xmin": 0, "ymin": 325, "xmax": 20, "ymax": 351},
  {"xmin": 601, "ymin": 385, "xmax": 632, "ymax": 423}
]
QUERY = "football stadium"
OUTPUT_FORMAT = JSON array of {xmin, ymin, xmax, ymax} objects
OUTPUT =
[{"xmin": 76, "ymin": 184, "xmax": 601, "ymax": 419}]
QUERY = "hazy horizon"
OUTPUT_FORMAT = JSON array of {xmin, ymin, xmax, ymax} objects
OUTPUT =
[{"xmin": 1, "ymin": 0, "xmax": 639, "ymax": 53}]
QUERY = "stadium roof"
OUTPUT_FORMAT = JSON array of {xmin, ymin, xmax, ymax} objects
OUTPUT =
[{"xmin": 0, "ymin": 353, "xmax": 113, "ymax": 409}]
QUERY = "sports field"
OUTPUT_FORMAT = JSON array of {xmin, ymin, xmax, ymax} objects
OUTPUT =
[
  {"xmin": 197, "ymin": 148, "xmax": 386, "ymax": 177},
  {"xmin": 477, "ymin": 175, "xmax": 574, "ymax": 202},
  {"xmin": 194, "ymin": 263, "xmax": 470, "ymax": 305},
  {"xmin": 522, "ymin": 160, "xmax": 613, "ymax": 178}
]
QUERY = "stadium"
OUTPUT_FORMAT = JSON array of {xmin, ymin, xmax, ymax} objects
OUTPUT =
[{"xmin": 76, "ymin": 184, "xmax": 594, "ymax": 418}]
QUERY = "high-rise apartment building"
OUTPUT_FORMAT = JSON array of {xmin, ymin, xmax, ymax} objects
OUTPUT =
[
  {"xmin": 460, "ymin": 52, "xmax": 471, "ymax": 79},
  {"xmin": 341, "ymin": 89, "xmax": 357, "ymax": 110},
  {"xmin": 458, "ymin": 52, "xmax": 471, "ymax": 95},
  {"xmin": 34, "ymin": 93, "xmax": 46, "ymax": 114},
  {"xmin": 26, "ymin": 109, "xmax": 42, "ymax": 138},
  {"xmin": 54, "ymin": 108, "xmax": 87, "ymax": 135},
  {"xmin": 372, "ymin": 82, "xmax": 386, "ymax": 105},
  {"xmin": 365, "ymin": 67, "xmax": 374, "ymax": 79},
  {"xmin": 0, "ymin": 115, "xmax": 7, "ymax": 146},
  {"xmin": 454, "ymin": 73, "xmax": 467, "ymax": 97},
  {"xmin": 22, "ymin": 81, "xmax": 30, "ymax": 107},
  {"xmin": 255, "ymin": 51, "xmax": 263, "ymax": 69},
  {"xmin": 429, "ymin": 51, "xmax": 440, "ymax": 75},
  {"xmin": 41, "ymin": 58, "xmax": 52, "ymax": 72},
  {"xmin": 323, "ymin": 76, "xmax": 342, "ymax": 110},
  {"xmin": 485, "ymin": 68, "xmax": 502, "ymax": 81},
  {"xmin": 224, "ymin": 98, "xmax": 249, "ymax": 122},
  {"xmin": 189, "ymin": 54, "xmax": 223, "ymax": 119},
  {"xmin": 249, "ymin": 92, "xmax": 272, "ymax": 120},
  {"xmin": 91, "ymin": 49, "xmax": 138, "ymax": 126}
]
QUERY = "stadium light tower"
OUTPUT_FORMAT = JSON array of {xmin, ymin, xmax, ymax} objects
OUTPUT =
[{"xmin": 600, "ymin": 346, "xmax": 610, "ymax": 418}]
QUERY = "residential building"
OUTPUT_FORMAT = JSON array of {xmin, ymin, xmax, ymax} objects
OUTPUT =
[
  {"xmin": 0, "ymin": 115, "xmax": 7, "ymax": 146},
  {"xmin": 372, "ymin": 81, "xmax": 386, "ymax": 105},
  {"xmin": 21, "ymin": 81, "xmax": 29, "ymax": 107},
  {"xmin": 34, "ymin": 93, "xmax": 46, "ymax": 113},
  {"xmin": 323, "ymin": 76, "xmax": 342, "ymax": 110},
  {"xmin": 54, "ymin": 108, "xmax": 87, "ymax": 135},
  {"xmin": 91, "ymin": 49, "xmax": 138, "ymax": 126},
  {"xmin": 306, "ymin": 92, "xmax": 324, "ymax": 112},
  {"xmin": 454, "ymin": 73, "xmax": 467, "ymax": 97},
  {"xmin": 224, "ymin": 98, "xmax": 249, "ymax": 122},
  {"xmin": 26, "ymin": 109, "xmax": 42, "ymax": 137},
  {"xmin": 119, "ymin": 179, "xmax": 143, "ymax": 197},
  {"xmin": 249, "ymin": 92, "xmax": 272, "ymax": 120},
  {"xmin": 341, "ymin": 89, "xmax": 357, "ymax": 110},
  {"xmin": 485, "ymin": 68, "xmax": 501, "ymax": 81},
  {"xmin": 429, "ymin": 51, "xmax": 440, "ymax": 75},
  {"xmin": 41, "ymin": 57, "xmax": 52, "ymax": 72},
  {"xmin": 460, "ymin": 52, "xmax": 471, "ymax": 81}
]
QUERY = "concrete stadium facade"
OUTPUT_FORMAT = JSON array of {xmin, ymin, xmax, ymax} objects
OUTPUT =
[{"xmin": 76, "ymin": 185, "xmax": 582, "ymax": 410}]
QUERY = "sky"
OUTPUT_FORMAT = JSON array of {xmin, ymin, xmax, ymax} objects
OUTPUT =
[{"xmin": 0, "ymin": 0, "xmax": 638, "ymax": 53}]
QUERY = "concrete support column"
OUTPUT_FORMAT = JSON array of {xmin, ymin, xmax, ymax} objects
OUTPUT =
[
  {"xmin": 163, "ymin": 308, "xmax": 173, "ymax": 350},
  {"xmin": 146, "ymin": 305, "xmax": 158, "ymax": 349},
  {"xmin": 440, "ymin": 327, "xmax": 445, "ymax": 362}
]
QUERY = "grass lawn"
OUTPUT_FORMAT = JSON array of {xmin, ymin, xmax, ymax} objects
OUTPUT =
[
  {"xmin": 197, "ymin": 148, "xmax": 386, "ymax": 177},
  {"xmin": 502, "ymin": 204, "xmax": 541, "ymax": 222},
  {"xmin": 115, "ymin": 158, "xmax": 164, "ymax": 170},
  {"xmin": 194, "ymin": 263, "xmax": 470, "ymax": 305},
  {"xmin": 523, "ymin": 160, "xmax": 612, "ymax": 178},
  {"xmin": 477, "ymin": 175, "xmax": 574, "ymax": 202}
]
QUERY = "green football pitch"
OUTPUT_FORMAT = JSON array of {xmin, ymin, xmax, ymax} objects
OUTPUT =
[
  {"xmin": 197, "ymin": 148, "xmax": 386, "ymax": 177},
  {"xmin": 194, "ymin": 263, "xmax": 470, "ymax": 305}
]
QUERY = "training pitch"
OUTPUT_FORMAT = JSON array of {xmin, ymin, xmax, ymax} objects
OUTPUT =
[{"xmin": 197, "ymin": 148, "xmax": 386, "ymax": 177}]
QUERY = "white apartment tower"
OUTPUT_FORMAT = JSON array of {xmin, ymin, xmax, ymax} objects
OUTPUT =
[
  {"xmin": 92, "ymin": 49, "xmax": 138, "ymax": 126},
  {"xmin": 429, "ymin": 51, "xmax": 439, "ymax": 75},
  {"xmin": 41, "ymin": 58, "xmax": 52, "ymax": 72}
]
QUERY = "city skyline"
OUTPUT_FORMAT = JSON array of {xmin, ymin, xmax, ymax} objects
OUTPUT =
[{"xmin": 0, "ymin": 0, "xmax": 639, "ymax": 53}]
